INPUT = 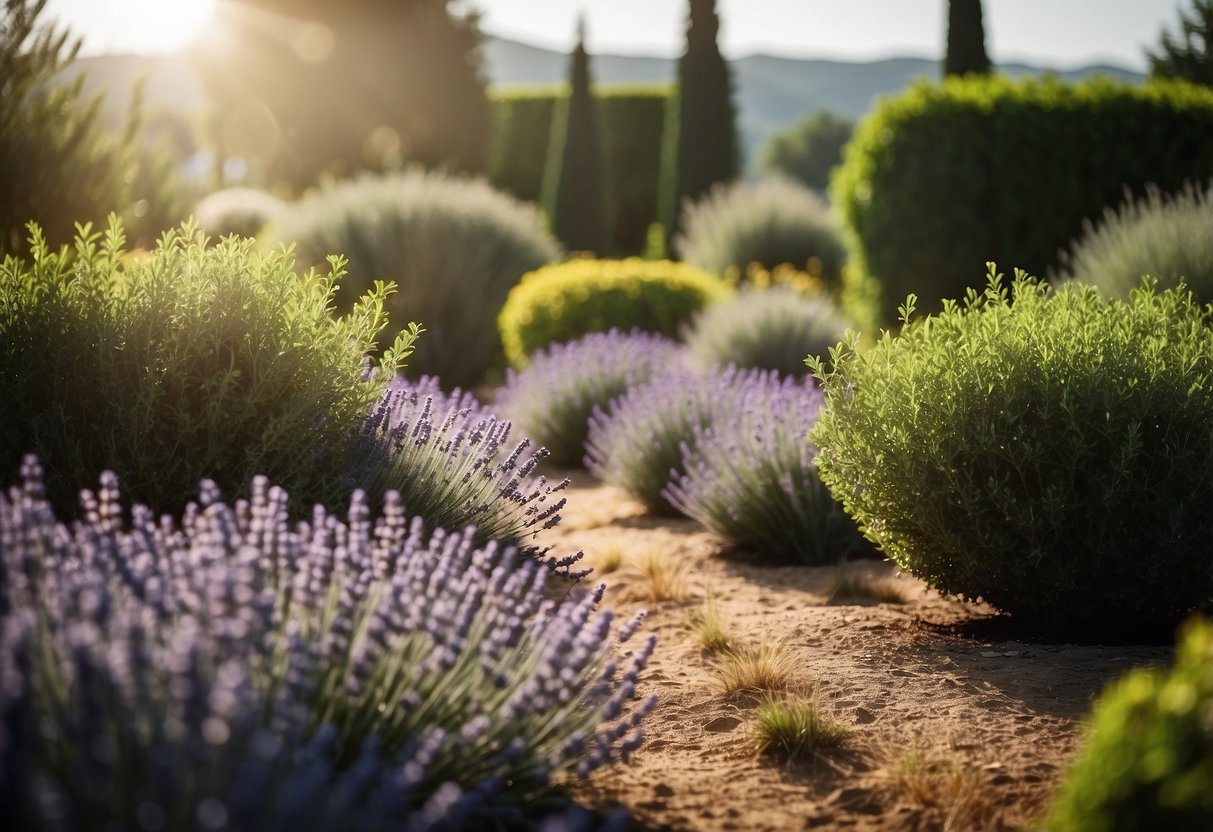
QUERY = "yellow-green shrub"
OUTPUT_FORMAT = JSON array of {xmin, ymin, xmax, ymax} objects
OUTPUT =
[{"xmin": 498, "ymin": 257, "xmax": 732, "ymax": 365}]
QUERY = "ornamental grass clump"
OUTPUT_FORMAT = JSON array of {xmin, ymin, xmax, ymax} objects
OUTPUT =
[
  {"xmin": 496, "ymin": 329, "xmax": 685, "ymax": 467},
  {"xmin": 809, "ymin": 266, "xmax": 1213, "ymax": 631},
  {"xmin": 343, "ymin": 376, "xmax": 575, "ymax": 566},
  {"xmin": 585, "ymin": 367, "xmax": 762, "ymax": 514},
  {"xmin": 194, "ymin": 186, "xmax": 287, "ymax": 239},
  {"xmin": 267, "ymin": 169, "xmax": 560, "ymax": 390},
  {"xmin": 675, "ymin": 178, "xmax": 849, "ymax": 288},
  {"xmin": 0, "ymin": 457, "xmax": 656, "ymax": 830},
  {"xmin": 0, "ymin": 218, "xmax": 419, "ymax": 517},
  {"xmin": 664, "ymin": 373, "xmax": 867, "ymax": 564},
  {"xmin": 1043, "ymin": 617, "xmax": 1213, "ymax": 832},
  {"xmin": 682, "ymin": 285, "xmax": 852, "ymax": 377},
  {"xmin": 1058, "ymin": 180, "xmax": 1213, "ymax": 304}
]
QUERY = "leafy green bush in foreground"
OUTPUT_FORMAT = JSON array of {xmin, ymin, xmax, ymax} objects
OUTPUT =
[
  {"xmin": 810, "ymin": 267, "xmax": 1213, "ymax": 631},
  {"xmin": 1044, "ymin": 617, "xmax": 1213, "ymax": 831},
  {"xmin": 0, "ymin": 218, "xmax": 419, "ymax": 515}
]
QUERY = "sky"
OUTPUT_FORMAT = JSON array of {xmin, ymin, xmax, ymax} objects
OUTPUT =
[{"xmin": 45, "ymin": 0, "xmax": 1187, "ymax": 72}]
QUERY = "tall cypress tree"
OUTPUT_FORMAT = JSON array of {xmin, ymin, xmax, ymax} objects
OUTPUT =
[
  {"xmin": 661, "ymin": 0, "xmax": 739, "ymax": 245},
  {"xmin": 1148, "ymin": 0, "xmax": 1213, "ymax": 86},
  {"xmin": 542, "ymin": 16, "xmax": 607, "ymax": 254},
  {"xmin": 943, "ymin": 0, "xmax": 992, "ymax": 77}
]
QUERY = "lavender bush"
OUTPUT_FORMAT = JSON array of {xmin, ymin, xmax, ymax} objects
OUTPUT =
[
  {"xmin": 342, "ymin": 376, "xmax": 575, "ymax": 565},
  {"xmin": 663, "ymin": 374, "xmax": 867, "ymax": 563},
  {"xmin": 585, "ymin": 367, "xmax": 767, "ymax": 514},
  {"xmin": 496, "ymin": 330, "xmax": 685, "ymax": 467},
  {"xmin": 0, "ymin": 457, "xmax": 655, "ymax": 830},
  {"xmin": 682, "ymin": 285, "xmax": 852, "ymax": 377}
]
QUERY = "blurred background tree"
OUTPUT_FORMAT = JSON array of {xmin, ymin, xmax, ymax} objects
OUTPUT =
[
  {"xmin": 757, "ymin": 110, "xmax": 854, "ymax": 192},
  {"xmin": 0, "ymin": 0, "xmax": 185, "ymax": 253},
  {"xmin": 1148, "ymin": 0, "xmax": 1212, "ymax": 86},
  {"xmin": 661, "ymin": 0, "xmax": 738, "ymax": 245},
  {"xmin": 194, "ymin": 0, "xmax": 492, "ymax": 191},
  {"xmin": 943, "ymin": 0, "xmax": 991, "ymax": 77},
  {"xmin": 543, "ymin": 17, "xmax": 607, "ymax": 254}
]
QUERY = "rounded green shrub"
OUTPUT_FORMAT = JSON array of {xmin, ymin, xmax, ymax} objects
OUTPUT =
[
  {"xmin": 1058, "ymin": 181, "xmax": 1213, "ymax": 303},
  {"xmin": 194, "ymin": 186, "xmax": 286, "ymax": 239},
  {"xmin": 267, "ymin": 169, "xmax": 560, "ymax": 389},
  {"xmin": 832, "ymin": 75, "xmax": 1213, "ymax": 324},
  {"xmin": 498, "ymin": 257, "xmax": 731, "ymax": 365},
  {"xmin": 809, "ymin": 266, "xmax": 1213, "ymax": 631},
  {"xmin": 682, "ymin": 285, "xmax": 851, "ymax": 377},
  {"xmin": 1043, "ymin": 617, "xmax": 1213, "ymax": 832},
  {"xmin": 674, "ymin": 178, "xmax": 848, "ymax": 287},
  {"xmin": 0, "ymin": 217, "xmax": 418, "ymax": 516}
]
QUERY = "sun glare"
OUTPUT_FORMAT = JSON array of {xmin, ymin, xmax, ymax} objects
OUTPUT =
[{"xmin": 122, "ymin": 0, "xmax": 219, "ymax": 53}]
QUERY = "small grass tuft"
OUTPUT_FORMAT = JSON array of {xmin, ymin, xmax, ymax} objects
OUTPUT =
[
  {"xmin": 754, "ymin": 695, "xmax": 850, "ymax": 760},
  {"xmin": 629, "ymin": 549, "xmax": 692, "ymax": 604},
  {"xmin": 686, "ymin": 596, "xmax": 734, "ymax": 653},
  {"xmin": 890, "ymin": 747, "xmax": 999, "ymax": 832},
  {"xmin": 593, "ymin": 546, "xmax": 625, "ymax": 575},
  {"xmin": 716, "ymin": 643, "xmax": 796, "ymax": 695},
  {"xmin": 827, "ymin": 567, "xmax": 906, "ymax": 605}
]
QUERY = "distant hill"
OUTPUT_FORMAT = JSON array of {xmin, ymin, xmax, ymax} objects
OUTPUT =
[{"xmin": 67, "ymin": 35, "xmax": 1144, "ymax": 172}]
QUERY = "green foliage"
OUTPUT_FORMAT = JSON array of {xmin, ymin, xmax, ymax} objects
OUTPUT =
[
  {"xmin": 832, "ymin": 75, "xmax": 1213, "ymax": 324},
  {"xmin": 1044, "ymin": 617, "xmax": 1213, "ymax": 832},
  {"xmin": 266, "ymin": 169, "xmax": 559, "ymax": 390},
  {"xmin": 1058, "ymin": 182, "xmax": 1213, "ymax": 303},
  {"xmin": 758, "ymin": 110, "xmax": 854, "ymax": 192},
  {"xmin": 194, "ymin": 186, "xmax": 287, "ymax": 240},
  {"xmin": 944, "ymin": 0, "xmax": 991, "ymax": 77},
  {"xmin": 683, "ymin": 285, "xmax": 851, "ymax": 377},
  {"xmin": 661, "ymin": 0, "xmax": 740, "ymax": 243},
  {"xmin": 490, "ymin": 85, "xmax": 671, "ymax": 255},
  {"xmin": 0, "ymin": 0, "xmax": 180, "ymax": 253},
  {"xmin": 677, "ymin": 178, "xmax": 848, "ymax": 287},
  {"xmin": 0, "ymin": 217, "xmax": 418, "ymax": 516},
  {"xmin": 543, "ymin": 20, "xmax": 608, "ymax": 254},
  {"xmin": 1149, "ymin": 0, "xmax": 1213, "ymax": 86},
  {"xmin": 754, "ymin": 697, "xmax": 850, "ymax": 759},
  {"xmin": 194, "ymin": 0, "xmax": 492, "ymax": 189},
  {"xmin": 809, "ymin": 267, "xmax": 1213, "ymax": 631},
  {"xmin": 497, "ymin": 257, "xmax": 732, "ymax": 365}
]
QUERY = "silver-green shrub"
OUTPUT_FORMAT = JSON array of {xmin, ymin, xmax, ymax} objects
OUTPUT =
[
  {"xmin": 810, "ymin": 266, "xmax": 1213, "ymax": 632},
  {"xmin": 682, "ymin": 285, "xmax": 851, "ymax": 377},
  {"xmin": 674, "ymin": 178, "xmax": 848, "ymax": 288},
  {"xmin": 267, "ymin": 169, "xmax": 560, "ymax": 389},
  {"xmin": 0, "ymin": 218, "xmax": 418, "ymax": 516},
  {"xmin": 1058, "ymin": 181, "xmax": 1213, "ymax": 303},
  {"xmin": 194, "ymin": 186, "xmax": 287, "ymax": 240}
]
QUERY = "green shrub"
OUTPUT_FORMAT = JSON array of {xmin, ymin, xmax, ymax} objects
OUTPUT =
[
  {"xmin": 266, "ymin": 169, "xmax": 559, "ymax": 390},
  {"xmin": 1043, "ymin": 617, "xmax": 1213, "ymax": 832},
  {"xmin": 489, "ymin": 85, "xmax": 671, "ymax": 255},
  {"xmin": 675, "ymin": 178, "xmax": 848, "ymax": 288},
  {"xmin": 1058, "ymin": 181, "xmax": 1213, "ymax": 303},
  {"xmin": 194, "ymin": 186, "xmax": 286, "ymax": 239},
  {"xmin": 0, "ymin": 217, "xmax": 418, "ymax": 516},
  {"xmin": 832, "ymin": 75, "xmax": 1213, "ymax": 324},
  {"xmin": 498, "ymin": 257, "xmax": 731, "ymax": 365},
  {"xmin": 757, "ymin": 109, "xmax": 854, "ymax": 192},
  {"xmin": 809, "ymin": 267, "xmax": 1213, "ymax": 631},
  {"xmin": 683, "ymin": 285, "xmax": 851, "ymax": 377}
]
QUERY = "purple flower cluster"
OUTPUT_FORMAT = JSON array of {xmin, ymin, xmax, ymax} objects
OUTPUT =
[
  {"xmin": 496, "ymin": 330, "xmax": 685, "ymax": 467},
  {"xmin": 344, "ymin": 376, "xmax": 578, "ymax": 572},
  {"xmin": 662, "ymin": 374, "xmax": 868, "ymax": 563},
  {"xmin": 0, "ymin": 458, "xmax": 655, "ymax": 830},
  {"xmin": 586, "ymin": 366, "xmax": 775, "ymax": 514}
]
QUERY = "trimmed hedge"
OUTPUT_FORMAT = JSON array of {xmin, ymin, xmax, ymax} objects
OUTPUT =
[
  {"xmin": 498, "ymin": 257, "xmax": 731, "ymax": 365},
  {"xmin": 490, "ymin": 85, "xmax": 671, "ymax": 254},
  {"xmin": 832, "ymin": 75, "xmax": 1213, "ymax": 324}
]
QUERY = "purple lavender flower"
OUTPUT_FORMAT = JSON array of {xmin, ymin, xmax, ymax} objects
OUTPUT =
[
  {"xmin": 0, "ymin": 458, "xmax": 655, "ymax": 829},
  {"xmin": 663, "ymin": 374, "xmax": 868, "ymax": 563},
  {"xmin": 496, "ymin": 329, "xmax": 686, "ymax": 467}
]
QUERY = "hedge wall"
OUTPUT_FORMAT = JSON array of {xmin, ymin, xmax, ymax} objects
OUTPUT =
[
  {"xmin": 490, "ymin": 85, "xmax": 670, "ymax": 255},
  {"xmin": 832, "ymin": 75, "xmax": 1213, "ymax": 324}
]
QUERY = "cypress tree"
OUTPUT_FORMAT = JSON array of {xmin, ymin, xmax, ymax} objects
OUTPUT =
[
  {"xmin": 943, "ymin": 0, "xmax": 992, "ymax": 77},
  {"xmin": 1148, "ymin": 0, "xmax": 1213, "ymax": 86},
  {"xmin": 542, "ymin": 16, "xmax": 608, "ymax": 254},
  {"xmin": 661, "ymin": 0, "xmax": 739, "ymax": 245}
]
